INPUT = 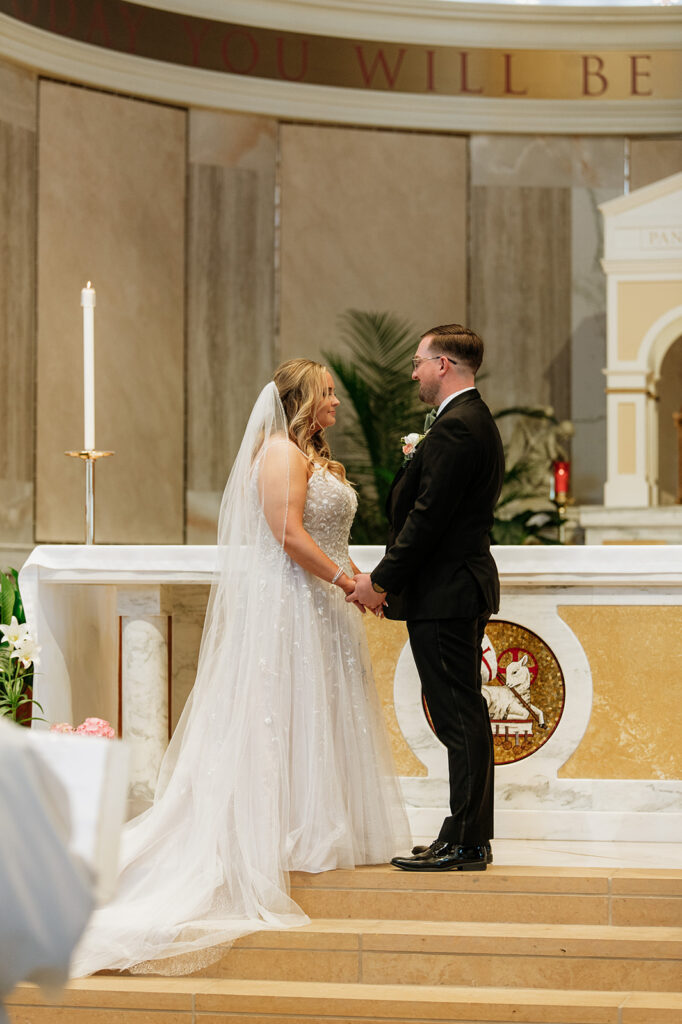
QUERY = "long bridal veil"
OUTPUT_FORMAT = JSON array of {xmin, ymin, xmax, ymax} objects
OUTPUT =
[{"xmin": 72, "ymin": 382, "xmax": 311, "ymax": 976}]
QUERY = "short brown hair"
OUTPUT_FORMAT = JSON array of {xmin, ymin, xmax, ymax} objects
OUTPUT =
[{"xmin": 421, "ymin": 324, "xmax": 484, "ymax": 374}]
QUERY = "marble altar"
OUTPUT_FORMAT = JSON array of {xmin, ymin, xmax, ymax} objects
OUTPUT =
[{"xmin": 19, "ymin": 545, "xmax": 682, "ymax": 839}]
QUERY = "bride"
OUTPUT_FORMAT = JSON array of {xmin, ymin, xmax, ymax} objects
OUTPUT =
[{"xmin": 71, "ymin": 359, "xmax": 410, "ymax": 977}]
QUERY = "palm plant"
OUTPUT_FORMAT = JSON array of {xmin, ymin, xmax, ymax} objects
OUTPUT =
[
  {"xmin": 491, "ymin": 406, "xmax": 572, "ymax": 544},
  {"xmin": 325, "ymin": 311, "xmax": 573, "ymax": 545},
  {"xmin": 323, "ymin": 310, "xmax": 425, "ymax": 542}
]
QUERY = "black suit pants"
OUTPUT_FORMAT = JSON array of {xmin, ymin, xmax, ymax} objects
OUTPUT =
[{"xmin": 407, "ymin": 614, "xmax": 494, "ymax": 846}]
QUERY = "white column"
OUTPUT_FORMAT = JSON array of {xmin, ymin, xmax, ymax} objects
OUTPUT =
[
  {"xmin": 117, "ymin": 585, "xmax": 169, "ymax": 817},
  {"xmin": 603, "ymin": 370, "xmax": 651, "ymax": 507}
]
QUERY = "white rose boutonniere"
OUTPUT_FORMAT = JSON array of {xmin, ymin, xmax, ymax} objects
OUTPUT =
[{"xmin": 401, "ymin": 431, "xmax": 426, "ymax": 464}]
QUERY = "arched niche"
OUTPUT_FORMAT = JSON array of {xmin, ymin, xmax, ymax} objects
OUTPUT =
[
  {"xmin": 600, "ymin": 173, "xmax": 682, "ymax": 507},
  {"xmin": 658, "ymin": 333, "xmax": 682, "ymax": 504}
]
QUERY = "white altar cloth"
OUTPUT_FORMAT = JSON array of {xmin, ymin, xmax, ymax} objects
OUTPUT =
[
  {"xmin": 18, "ymin": 544, "xmax": 682, "ymax": 840},
  {"xmin": 19, "ymin": 542, "xmax": 682, "ymax": 727}
]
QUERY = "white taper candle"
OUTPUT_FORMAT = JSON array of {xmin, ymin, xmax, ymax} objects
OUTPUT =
[{"xmin": 81, "ymin": 281, "xmax": 96, "ymax": 451}]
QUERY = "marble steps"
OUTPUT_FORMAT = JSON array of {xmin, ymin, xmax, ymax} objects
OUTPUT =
[
  {"xmin": 289, "ymin": 865, "xmax": 682, "ymax": 927},
  {"xmin": 192, "ymin": 917, "xmax": 682, "ymax": 993},
  {"xmin": 7, "ymin": 977, "xmax": 682, "ymax": 1024},
  {"xmin": 8, "ymin": 866, "xmax": 682, "ymax": 1023}
]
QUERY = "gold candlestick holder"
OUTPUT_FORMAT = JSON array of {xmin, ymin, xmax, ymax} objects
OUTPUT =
[{"xmin": 65, "ymin": 449, "xmax": 114, "ymax": 544}]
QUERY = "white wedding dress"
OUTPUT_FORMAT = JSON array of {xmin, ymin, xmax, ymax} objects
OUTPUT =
[{"xmin": 71, "ymin": 383, "xmax": 410, "ymax": 978}]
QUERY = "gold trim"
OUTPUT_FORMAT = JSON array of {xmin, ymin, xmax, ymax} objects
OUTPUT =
[
  {"xmin": 2, "ymin": 1, "xmax": 681, "ymax": 101},
  {"xmin": 605, "ymin": 388, "xmax": 658, "ymax": 399}
]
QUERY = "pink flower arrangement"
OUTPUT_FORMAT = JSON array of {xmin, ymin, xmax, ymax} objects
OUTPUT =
[{"xmin": 50, "ymin": 717, "xmax": 115, "ymax": 738}]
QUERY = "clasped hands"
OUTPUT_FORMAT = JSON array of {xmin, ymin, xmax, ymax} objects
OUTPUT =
[{"xmin": 344, "ymin": 573, "xmax": 387, "ymax": 617}]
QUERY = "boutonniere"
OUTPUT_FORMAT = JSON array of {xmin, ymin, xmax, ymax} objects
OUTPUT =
[{"xmin": 401, "ymin": 431, "xmax": 427, "ymax": 464}]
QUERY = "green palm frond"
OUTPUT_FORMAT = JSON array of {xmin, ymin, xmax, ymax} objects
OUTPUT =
[
  {"xmin": 324, "ymin": 310, "xmax": 424, "ymax": 543},
  {"xmin": 324, "ymin": 310, "xmax": 572, "ymax": 546}
]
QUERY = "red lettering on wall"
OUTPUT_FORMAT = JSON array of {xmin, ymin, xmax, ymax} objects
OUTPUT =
[
  {"xmin": 222, "ymin": 29, "xmax": 259, "ymax": 74},
  {"xmin": 48, "ymin": 0, "xmax": 76, "ymax": 34},
  {"xmin": 503, "ymin": 53, "xmax": 527, "ymax": 96},
  {"xmin": 276, "ymin": 36, "xmax": 308, "ymax": 82},
  {"xmin": 460, "ymin": 52, "xmax": 483, "ymax": 94},
  {"xmin": 582, "ymin": 55, "xmax": 608, "ymax": 96},
  {"xmin": 120, "ymin": 5, "xmax": 146, "ymax": 55},
  {"xmin": 630, "ymin": 54, "xmax": 652, "ymax": 96},
  {"xmin": 425, "ymin": 49, "xmax": 436, "ymax": 92},
  {"xmin": 183, "ymin": 19, "xmax": 210, "ymax": 66},
  {"xmin": 355, "ymin": 46, "xmax": 406, "ymax": 89},
  {"xmin": 10, "ymin": 1, "xmax": 39, "ymax": 22},
  {"xmin": 86, "ymin": 1, "xmax": 111, "ymax": 47}
]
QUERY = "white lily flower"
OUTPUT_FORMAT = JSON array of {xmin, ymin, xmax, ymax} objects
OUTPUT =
[
  {"xmin": 11, "ymin": 635, "xmax": 41, "ymax": 669},
  {"xmin": 402, "ymin": 432, "xmax": 421, "ymax": 446},
  {"xmin": 0, "ymin": 615, "xmax": 30, "ymax": 649}
]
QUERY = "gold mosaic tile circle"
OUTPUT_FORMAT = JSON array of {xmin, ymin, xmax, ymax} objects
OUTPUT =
[
  {"xmin": 485, "ymin": 619, "xmax": 566, "ymax": 765},
  {"xmin": 421, "ymin": 619, "xmax": 565, "ymax": 766}
]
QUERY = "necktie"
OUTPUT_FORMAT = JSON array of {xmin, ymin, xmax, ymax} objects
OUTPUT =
[{"xmin": 423, "ymin": 408, "xmax": 437, "ymax": 432}]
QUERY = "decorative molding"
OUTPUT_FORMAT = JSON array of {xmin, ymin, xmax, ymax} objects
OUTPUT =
[
  {"xmin": 1, "ymin": 13, "xmax": 681, "ymax": 133},
  {"xmin": 133, "ymin": 0, "xmax": 682, "ymax": 49},
  {"xmin": 601, "ymin": 259, "xmax": 682, "ymax": 275}
]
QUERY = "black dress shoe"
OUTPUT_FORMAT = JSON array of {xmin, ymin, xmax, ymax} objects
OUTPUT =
[
  {"xmin": 411, "ymin": 840, "xmax": 493, "ymax": 864},
  {"xmin": 392, "ymin": 842, "xmax": 487, "ymax": 872}
]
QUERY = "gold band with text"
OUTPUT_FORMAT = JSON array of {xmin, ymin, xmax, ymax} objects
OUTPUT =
[{"xmin": 4, "ymin": 0, "xmax": 681, "ymax": 100}]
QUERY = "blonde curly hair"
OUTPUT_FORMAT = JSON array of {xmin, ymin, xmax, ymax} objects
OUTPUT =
[{"xmin": 273, "ymin": 359, "xmax": 348, "ymax": 483}]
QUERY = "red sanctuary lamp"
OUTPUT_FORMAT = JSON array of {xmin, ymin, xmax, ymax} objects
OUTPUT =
[
  {"xmin": 553, "ymin": 460, "xmax": 570, "ymax": 499},
  {"xmin": 551, "ymin": 460, "xmax": 570, "ymax": 543}
]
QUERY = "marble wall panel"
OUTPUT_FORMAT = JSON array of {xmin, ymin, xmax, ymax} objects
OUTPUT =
[
  {"xmin": 278, "ymin": 124, "xmax": 467, "ymax": 364},
  {"xmin": 470, "ymin": 136, "xmax": 624, "ymax": 505},
  {"xmin": 186, "ymin": 111, "xmax": 276, "ymax": 543},
  {"xmin": 0, "ymin": 60, "xmax": 37, "ymax": 550},
  {"xmin": 36, "ymin": 82, "xmax": 186, "ymax": 543},
  {"xmin": 470, "ymin": 184, "xmax": 572, "ymax": 422},
  {"xmin": 470, "ymin": 135, "xmax": 625, "ymax": 190},
  {"xmin": 559, "ymin": 605, "xmax": 682, "ymax": 780},
  {"xmin": 630, "ymin": 138, "xmax": 682, "ymax": 191},
  {"xmin": 570, "ymin": 187, "xmax": 616, "ymax": 505}
]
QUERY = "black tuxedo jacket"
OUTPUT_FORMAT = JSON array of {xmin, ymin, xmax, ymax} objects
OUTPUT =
[{"xmin": 371, "ymin": 389, "xmax": 504, "ymax": 621}]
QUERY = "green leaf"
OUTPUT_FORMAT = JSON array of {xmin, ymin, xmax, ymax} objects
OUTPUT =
[{"xmin": 0, "ymin": 573, "xmax": 16, "ymax": 626}]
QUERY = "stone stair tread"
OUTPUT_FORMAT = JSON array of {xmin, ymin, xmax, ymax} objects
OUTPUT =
[
  {"xmin": 9, "ymin": 977, "xmax": 682, "ymax": 1021},
  {"xmin": 290, "ymin": 865, "xmax": 682, "ymax": 896},
  {"xmin": 231, "ymin": 916, "xmax": 682, "ymax": 957}
]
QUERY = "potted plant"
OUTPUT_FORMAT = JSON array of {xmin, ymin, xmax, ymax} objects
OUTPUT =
[
  {"xmin": 0, "ymin": 569, "xmax": 43, "ymax": 725},
  {"xmin": 324, "ymin": 310, "xmax": 573, "ymax": 545}
]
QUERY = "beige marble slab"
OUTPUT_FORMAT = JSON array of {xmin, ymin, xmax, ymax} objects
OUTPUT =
[
  {"xmin": 0, "ymin": 58, "xmax": 36, "ymax": 131},
  {"xmin": 278, "ymin": 124, "xmax": 467, "ymax": 364},
  {"xmin": 470, "ymin": 184, "xmax": 572, "ymax": 422},
  {"xmin": 0, "ymin": 59, "xmax": 37, "ymax": 548},
  {"xmin": 630, "ymin": 138, "xmax": 682, "ymax": 191},
  {"xmin": 35, "ymin": 82, "xmax": 186, "ymax": 543},
  {"xmin": 186, "ymin": 110, "xmax": 276, "ymax": 543},
  {"xmin": 471, "ymin": 135, "xmax": 625, "ymax": 189}
]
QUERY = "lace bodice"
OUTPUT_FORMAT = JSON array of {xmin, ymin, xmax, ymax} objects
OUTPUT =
[{"xmin": 303, "ymin": 467, "xmax": 358, "ymax": 568}]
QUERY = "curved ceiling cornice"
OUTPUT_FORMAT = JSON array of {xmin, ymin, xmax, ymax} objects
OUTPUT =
[
  {"xmin": 132, "ymin": 0, "xmax": 682, "ymax": 46},
  {"xmin": 1, "ymin": 0, "xmax": 680, "ymax": 133}
]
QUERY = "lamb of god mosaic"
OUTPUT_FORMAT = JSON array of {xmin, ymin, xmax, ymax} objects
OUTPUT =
[{"xmin": 422, "ymin": 620, "xmax": 565, "ymax": 765}]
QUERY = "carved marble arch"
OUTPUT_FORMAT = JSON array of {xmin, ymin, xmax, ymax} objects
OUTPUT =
[{"xmin": 599, "ymin": 172, "xmax": 682, "ymax": 508}]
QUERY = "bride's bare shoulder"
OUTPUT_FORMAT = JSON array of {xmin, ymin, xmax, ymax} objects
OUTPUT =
[{"xmin": 260, "ymin": 434, "xmax": 311, "ymax": 476}]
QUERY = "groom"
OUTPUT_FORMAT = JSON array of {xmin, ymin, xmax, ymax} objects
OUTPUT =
[{"xmin": 348, "ymin": 324, "xmax": 504, "ymax": 872}]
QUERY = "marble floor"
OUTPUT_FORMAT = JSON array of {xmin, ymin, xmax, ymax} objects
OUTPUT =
[{"xmin": 410, "ymin": 837, "xmax": 682, "ymax": 869}]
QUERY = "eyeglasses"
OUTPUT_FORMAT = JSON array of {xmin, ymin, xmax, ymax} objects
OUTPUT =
[{"xmin": 411, "ymin": 355, "xmax": 457, "ymax": 370}]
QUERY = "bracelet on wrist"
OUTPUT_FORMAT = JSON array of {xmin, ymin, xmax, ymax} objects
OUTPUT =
[{"xmin": 330, "ymin": 566, "xmax": 344, "ymax": 585}]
